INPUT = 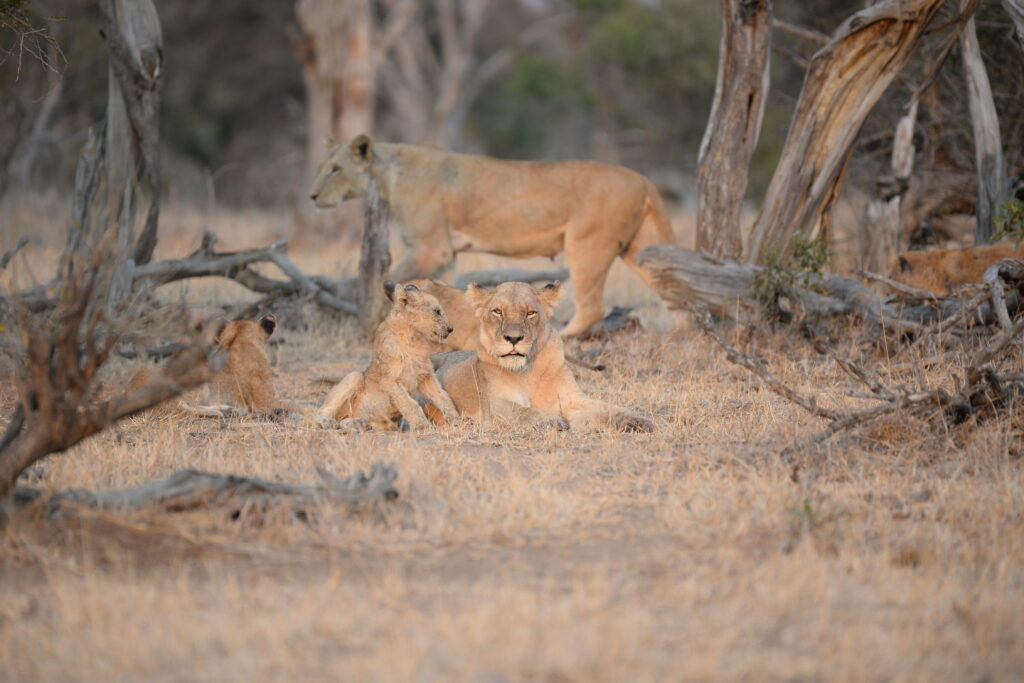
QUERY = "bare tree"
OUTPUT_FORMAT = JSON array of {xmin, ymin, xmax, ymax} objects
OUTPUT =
[
  {"xmin": 291, "ymin": 0, "xmax": 415, "ymax": 183},
  {"xmin": 960, "ymin": 0, "xmax": 1007, "ymax": 243},
  {"xmin": 862, "ymin": 101, "xmax": 918, "ymax": 273},
  {"xmin": 94, "ymin": 0, "xmax": 163, "ymax": 267},
  {"xmin": 1004, "ymin": 0, "xmax": 1024, "ymax": 51},
  {"xmin": 744, "ymin": 0, "xmax": 943, "ymax": 264},
  {"xmin": 695, "ymin": 0, "xmax": 772, "ymax": 258}
]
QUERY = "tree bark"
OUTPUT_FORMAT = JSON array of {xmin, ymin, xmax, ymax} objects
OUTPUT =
[
  {"xmin": 863, "ymin": 101, "xmax": 918, "ymax": 273},
  {"xmin": 1003, "ymin": 0, "xmax": 1024, "ymax": 51},
  {"xmin": 98, "ymin": 0, "xmax": 163, "ymax": 267},
  {"xmin": 744, "ymin": 0, "xmax": 943, "ymax": 264},
  {"xmin": 358, "ymin": 178, "xmax": 392, "ymax": 332},
  {"xmin": 696, "ymin": 0, "xmax": 772, "ymax": 258},
  {"xmin": 959, "ymin": 4, "xmax": 1007, "ymax": 243}
]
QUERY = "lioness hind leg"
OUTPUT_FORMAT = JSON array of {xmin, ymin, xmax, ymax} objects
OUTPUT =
[{"xmin": 562, "ymin": 226, "xmax": 618, "ymax": 337}]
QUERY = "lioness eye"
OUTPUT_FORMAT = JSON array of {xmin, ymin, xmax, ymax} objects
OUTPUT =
[
  {"xmin": 526, "ymin": 311, "xmax": 538, "ymax": 318},
  {"xmin": 434, "ymin": 308, "xmax": 441, "ymax": 315},
  {"xmin": 491, "ymin": 308, "xmax": 502, "ymax": 317}
]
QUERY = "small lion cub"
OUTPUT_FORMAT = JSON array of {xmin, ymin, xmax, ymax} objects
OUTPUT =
[{"xmin": 317, "ymin": 281, "xmax": 460, "ymax": 431}]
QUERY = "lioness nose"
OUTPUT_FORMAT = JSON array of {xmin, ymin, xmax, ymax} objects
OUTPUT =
[{"xmin": 504, "ymin": 334, "xmax": 524, "ymax": 344}]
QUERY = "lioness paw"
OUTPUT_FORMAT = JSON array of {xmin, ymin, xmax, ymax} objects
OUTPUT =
[
  {"xmin": 535, "ymin": 416, "xmax": 570, "ymax": 433},
  {"xmin": 612, "ymin": 413, "xmax": 654, "ymax": 433}
]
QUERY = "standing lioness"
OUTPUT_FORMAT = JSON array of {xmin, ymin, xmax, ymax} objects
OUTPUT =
[{"xmin": 309, "ymin": 134, "xmax": 675, "ymax": 336}]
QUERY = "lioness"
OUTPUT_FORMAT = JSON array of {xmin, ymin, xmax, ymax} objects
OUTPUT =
[
  {"xmin": 433, "ymin": 281, "xmax": 654, "ymax": 432},
  {"xmin": 317, "ymin": 281, "xmax": 460, "ymax": 431},
  {"xmin": 308, "ymin": 134, "xmax": 675, "ymax": 336},
  {"xmin": 891, "ymin": 241, "xmax": 1024, "ymax": 294}
]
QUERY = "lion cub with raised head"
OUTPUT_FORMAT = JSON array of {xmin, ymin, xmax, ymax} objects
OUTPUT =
[{"xmin": 317, "ymin": 281, "xmax": 460, "ymax": 430}]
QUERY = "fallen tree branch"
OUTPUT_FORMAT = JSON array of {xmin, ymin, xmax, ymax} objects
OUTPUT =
[
  {"xmin": 9, "ymin": 462, "xmax": 398, "ymax": 517},
  {"xmin": 2, "ymin": 234, "xmax": 359, "ymax": 318},
  {"xmin": 454, "ymin": 267, "xmax": 569, "ymax": 290}
]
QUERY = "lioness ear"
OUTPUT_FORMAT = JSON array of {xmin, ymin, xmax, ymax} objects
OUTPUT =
[
  {"xmin": 534, "ymin": 281, "xmax": 563, "ymax": 314},
  {"xmin": 898, "ymin": 255, "xmax": 911, "ymax": 273},
  {"xmin": 259, "ymin": 314, "xmax": 277, "ymax": 337},
  {"xmin": 348, "ymin": 134, "xmax": 373, "ymax": 166},
  {"xmin": 384, "ymin": 280, "xmax": 398, "ymax": 302},
  {"xmin": 466, "ymin": 283, "xmax": 492, "ymax": 313}
]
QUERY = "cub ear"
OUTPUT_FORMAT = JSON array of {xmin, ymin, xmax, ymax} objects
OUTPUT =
[
  {"xmin": 215, "ymin": 318, "xmax": 236, "ymax": 347},
  {"xmin": 534, "ymin": 281, "xmax": 563, "ymax": 314},
  {"xmin": 384, "ymin": 280, "xmax": 398, "ymax": 302},
  {"xmin": 323, "ymin": 135, "xmax": 336, "ymax": 150},
  {"xmin": 898, "ymin": 256, "xmax": 911, "ymax": 273},
  {"xmin": 348, "ymin": 134, "xmax": 373, "ymax": 166},
  {"xmin": 466, "ymin": 283, "xmax": 492, "ymax": 312},
  {"xmin": 403, "ymin": 283, "xmax": 421, "ymax": 301},
  {"xmin": 259, "ymin": 314, "xmax": 277, "ymax": 337}
]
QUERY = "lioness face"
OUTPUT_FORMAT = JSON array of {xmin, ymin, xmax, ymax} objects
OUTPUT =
[
  {"xmin": 308, "ymin": 134, "xmax": 374, "ymax": 209},
  {"xmin": 467, "ymin": 282, "xmax": 562, "ymax": 373},
  {"xmin": 386, "ymin": 281, "xmax": 453, "ymax": 343}
]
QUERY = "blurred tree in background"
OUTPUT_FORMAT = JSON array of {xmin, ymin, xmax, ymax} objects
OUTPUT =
[{"xmin": 1, "ymin": 0, "xmax": 1021, "ymax": 240}]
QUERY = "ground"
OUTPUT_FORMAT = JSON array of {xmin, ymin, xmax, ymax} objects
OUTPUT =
[{"xmin": 0, "ymin": 200, "xmax": 1022, "ymax": 681}]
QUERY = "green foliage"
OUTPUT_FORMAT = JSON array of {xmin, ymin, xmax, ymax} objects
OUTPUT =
[
  {"xmin": 471, "ymin": 54, "xmax": 590, "ymax": 159},
  {"xmin": 751, "ymin": 235, "xmax": 830, "ymax": 312},
  {"xmin": 992, "ymin": 199, "xmax": 1024, "ymax": 244}
]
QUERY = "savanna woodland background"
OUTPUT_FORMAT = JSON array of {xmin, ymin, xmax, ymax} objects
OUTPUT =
[{"xmin": 2, "ymin": 0, "xmax": 1024, "ymax": 680}]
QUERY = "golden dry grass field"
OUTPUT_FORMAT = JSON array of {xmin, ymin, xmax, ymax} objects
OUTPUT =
[{"xmin": 1, "ymin": 199, "xmax": 1023, "ymax": 682}]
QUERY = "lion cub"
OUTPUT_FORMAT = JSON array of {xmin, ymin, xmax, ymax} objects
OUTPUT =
[
  {"xmin": 205, "ymin": 314, "xmax": 279, "ymax": 415},
  {"xmin": 316, "ymin": 282, "xmax": 460, "ymax": 431},
  {"xmin": 125, "ymin": 314, "xmax": 281, "ymax": 418}
]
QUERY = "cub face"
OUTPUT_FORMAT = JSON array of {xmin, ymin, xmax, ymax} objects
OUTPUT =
[
  {"xmin": 308, "ymin": 134, "xmax": 374, "ymax": 208},
  {"xmin": 385, "ymin": 281, "xmax": 453, "ymax": 343},
  {"xmin": 466, "ymin": 281, "xmax": 562, "ymax": 372}
]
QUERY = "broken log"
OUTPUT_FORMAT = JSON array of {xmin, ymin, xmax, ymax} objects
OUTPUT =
[
  {"xmin": 9, "ymin": 462, "xmax": 398, "ymax": 517},
  {"xmin": 453, "ymin": 267, "xmax": 569, "ymax": 290},
  {"xmin": 3, "ymin": 234, "xmax": 359, "ymax": 319}
]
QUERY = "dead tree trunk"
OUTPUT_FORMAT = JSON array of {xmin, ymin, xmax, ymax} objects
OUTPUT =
[
  {"xmin": 744, "ymin": 0, "xmax": 942, "ymax": 264},
  {"xmin": 863, "ymin": 101, "xmax": 918, "ymax": 272},
  {"xmin": 294, "ymin": 0, "xmax": 374, "ymax": 164},
  {"xmin": 358, "ymin": 178, "xmax": 391, "ymax": 332},
  {"xmin": 98, "ymin": 0, "xmax": 163, "ymax": 267},
  {"xmin": 1003, "ymin": 0, "xmax": 1024, "ymax": 51},
  {"xmin": 696, "ymin": 0, "xmax": 772, "ymax": 258},
  {"xmin": 959, "ymin": 3, "xmax": 1007, "ymax": 243}
]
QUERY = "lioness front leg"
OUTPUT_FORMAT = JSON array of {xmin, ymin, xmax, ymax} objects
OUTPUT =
[
  {"xmin": 563, "ymin": 398, "xmax": 653, "ymax": 433},
  {"xmin": 382, "ymin": 381, "xmax": 431, "ymax": 431},
  {"xmin": 490, "ymin": 398, "xmax": 569, "ymax": 432}
]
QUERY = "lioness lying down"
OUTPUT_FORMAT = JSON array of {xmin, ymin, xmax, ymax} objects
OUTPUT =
[
  {"xmin": 317, "ymin": 282, "xmax": 460, "ymax": 431},
  {"xmin": 891, "ymin": 241, "xmax": 1024, "ymax": 294},
  {"xmin": 433, "ymin": 281, "xmax": 654, "ymax": 432},
  {"xmin": 309, "ymin": 134, "xmax": 675, "ymax": 337}
]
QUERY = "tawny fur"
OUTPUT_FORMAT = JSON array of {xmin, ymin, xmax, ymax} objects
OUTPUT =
[
  {"xmin": 433, "ymin": 282, "xmax": 654, "ymax": 432},
  {"xmin": 407, "ymin": 278, "xmax": 478, "ymax": 351},
  {"xmin": 890, "ymin": 242, "xmax": 1024, "ymax": 294},
  {"xmin": 317, "ymin": 283, "xmax": 460, "ymax": 431},
  {"xmin": 208, "ymin": 315, "xmax": 279, "ymax": 414},
  {"xmin": 125, "ymin": 315, "xmax": 280, "ymax": 417},
  {"xmin": 308, "ymin": 134, "xmax": 675, "ymax": 336}
]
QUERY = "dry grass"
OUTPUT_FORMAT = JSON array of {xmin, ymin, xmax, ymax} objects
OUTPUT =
[{"xmin": 1, "ymin": 201, "xmax": 1023, "ymax": 682}]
